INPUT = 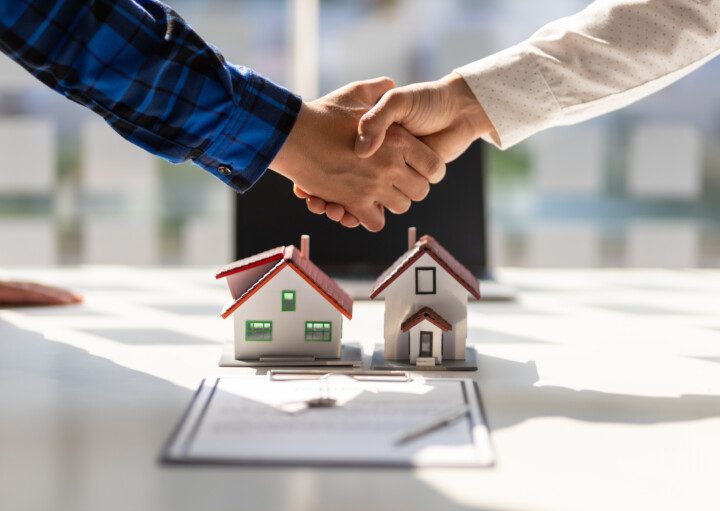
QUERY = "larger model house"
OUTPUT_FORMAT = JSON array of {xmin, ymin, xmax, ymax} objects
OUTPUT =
[
  {"xmin": 370, "ymin": 228, "xmax": 481, "ymax": 366},
  {"xmin": 216, "ymin": 236, "xmax": 353, "ymax": 361}
]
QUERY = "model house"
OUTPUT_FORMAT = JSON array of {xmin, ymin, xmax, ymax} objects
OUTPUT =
[
  {"xmin": 216, "ymin": 236, "xmax": 353, "ymax": 361},
  {"xmin": 370, "ymin": 228, "xmax": 481, "ymax": 367}
]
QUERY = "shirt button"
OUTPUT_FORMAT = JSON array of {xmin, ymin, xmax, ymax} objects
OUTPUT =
[{"xmin": 218, "ymin": 165, "xmax": 232, "ymax": 176}]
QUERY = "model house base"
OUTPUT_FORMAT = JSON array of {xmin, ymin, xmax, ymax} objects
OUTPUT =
[
  {"xmin": 219, "ymin": 341, "xmax": 363, "ymax": 368},
  {"xmin": 370, "ymin": 344, "xmax": 478, "ymax": 371}
]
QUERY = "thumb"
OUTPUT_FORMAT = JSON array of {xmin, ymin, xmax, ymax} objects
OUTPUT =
[{"xmin": 355, "ymin": 89, "xmax": 413, "ymax": 158}]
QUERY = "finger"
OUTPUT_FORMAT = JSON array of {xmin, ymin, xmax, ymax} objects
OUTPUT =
[
  {"xmin": 393, "ymin": 164, "xmax": 431, "ymax": 202},
  {"xmin": 401, "ymin": 130, "xmax": 446, "ymax": 185},
  {"xmin": 381, "ymin": 186, "xmax": 412, "ymax": 215},
  {"xmin": 0, "ymin": 281, "xmax": 83, "ymax": 306},
  {"xmin": 353, "ymin": 203, "xmax": 386, "ymax": 232},
  {"xmin": 420, "ymin": 126, "xmax": 472, "ymax": 164},
  {"xmin": 340, "ymin": 212, "xmax": 360, "ymax": 228},
  {"xmin": 293, "ymin": 185, "xmax": 310, "ymax": 199},
  {"xmin": 355, "ymin": 88, "xmax": 414, "ymax": 158},
  {"xmin": 325, "ymin": 203, "xmax": 346, "ymax": 222},
  {"xmin": 355, "ymin": 76, "xmax": 397, "ymax": 104},
  {"xmin": 305, "ymin": 197, "xmax": 327, "ymax": 215}
]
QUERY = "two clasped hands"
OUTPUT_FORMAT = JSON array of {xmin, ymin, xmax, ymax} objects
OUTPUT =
[{"xmin": 270, "ymin": 73, "xmax": 495, "ymax": 232}]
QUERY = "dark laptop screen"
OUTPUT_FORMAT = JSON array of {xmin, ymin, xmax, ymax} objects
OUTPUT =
[{"xmin": 235, "ymin": 141, "xmax": 488, "ymax": 278}]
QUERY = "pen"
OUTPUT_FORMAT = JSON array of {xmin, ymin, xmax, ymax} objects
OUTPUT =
[{"xmin": 395, "ymin": 406, "xmax": 469, "ymax": 445}]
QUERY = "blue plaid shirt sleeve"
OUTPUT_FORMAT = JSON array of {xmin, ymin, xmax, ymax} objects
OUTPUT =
[{"xmin": 0, "ymin": 0, "xmax": 301, "ymax": 192}]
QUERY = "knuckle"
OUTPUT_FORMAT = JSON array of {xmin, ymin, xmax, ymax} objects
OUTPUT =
[
  {"xmin": 356, "ymin": 179, "xmax": 374, "ymax": 197},
  {"xmin": 364, "ymin": 179, "xmax": 382, "ymax": 197},
  {"xmin": 377, "ymin": 76, "xmax": 395, "ymax": 89},
  {"xmin": 384, "ymin": 130, "xmax": 405, "ymax": 149},
  {"xmin": 385, "ymin": 89, "xmax": 403, "ymax": 106},
  {"xmin": 381, "ymin": 159, "xmax": 399, "ymax": 175}
]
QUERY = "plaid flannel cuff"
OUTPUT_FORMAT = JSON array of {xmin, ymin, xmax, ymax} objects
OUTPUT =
[{"xmin": 193, "ymin": 70, "xmax": 302, "ymax": 193}]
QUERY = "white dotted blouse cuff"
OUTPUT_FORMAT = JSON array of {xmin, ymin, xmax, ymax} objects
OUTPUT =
[{"xmin": 455, "ymin": 45, "xmax": 562, "ymax": 150}]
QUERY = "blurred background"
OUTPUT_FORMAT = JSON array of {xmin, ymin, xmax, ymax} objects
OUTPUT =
[{"xmin": 0, "ymin": 0, "xmax": 718, "ymax": 268}]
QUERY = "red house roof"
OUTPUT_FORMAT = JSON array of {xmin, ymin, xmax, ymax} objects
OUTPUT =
[
  {"xmin": 216, "ymin": 245, "xmax": 353, "ymax": 320},
  {"xmin": 215, "ymin": 246, "xmax": 285, "ymax": 279},
  {"xmin": 400, "ymin": 307, "xmax": 452, "ymax": 332},
  {"xmin": 370, "ymin": 235, "xmax": 481, "ymax": 300}
]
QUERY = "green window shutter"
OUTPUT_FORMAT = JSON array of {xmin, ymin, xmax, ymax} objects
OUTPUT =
[
  {"xmin": 245, "ymin": 320, "xmax": 272, "ymax": 341},
  {"xmin": 304, "ymin": 321, "xmax": 332, "ymax": 342},
  {"xmin": 281, "ymin": 290, "xmax": 296, "ymax": 311}
]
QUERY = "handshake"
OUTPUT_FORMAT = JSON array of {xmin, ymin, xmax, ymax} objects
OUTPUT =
[{"xmin": 269, "ymin": 73, "xmax": 495, "ymax": 232}]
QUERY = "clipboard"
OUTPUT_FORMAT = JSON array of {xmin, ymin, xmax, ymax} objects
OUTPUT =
[{"xmin": 161, "ymin": 373, "xmax": 494, "ymax": 468}]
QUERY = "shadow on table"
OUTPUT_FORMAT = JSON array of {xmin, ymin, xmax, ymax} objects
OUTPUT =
[
  {"xmin": 78, "ymin": 327, "xmax": 218, "ymax": 345},
  {"xmin": 0, "ymin": 319, "xmax": 496, "ymax": 511},
  {"xmin": 5, "ymin": 304, "xmax": 111, "ymax": 317},
  {"xmin": 477, "ymin": 353, "xmax": 720, "ymax": 430}
]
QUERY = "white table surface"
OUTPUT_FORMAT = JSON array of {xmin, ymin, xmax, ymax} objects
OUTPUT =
[{"xmin": 1, "ymin": 267, "xmax": 719, "ymax": 511}]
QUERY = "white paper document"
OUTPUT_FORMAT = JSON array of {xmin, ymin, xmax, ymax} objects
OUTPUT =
[{"xmin": 162, "ymin": 375, "xmax": 494, "ymax": 468}]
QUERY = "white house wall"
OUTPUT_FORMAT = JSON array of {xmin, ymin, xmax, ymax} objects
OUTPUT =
[
  {"xmin": 232, "ymin": 265, "xmax": 342, "ymax": 359},
  {"xmin": 380, "ymin": 253, "xmax": 468, "ymax": 360}
]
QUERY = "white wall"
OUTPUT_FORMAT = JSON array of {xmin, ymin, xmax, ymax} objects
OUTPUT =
[
  {"xmin": 82, "ymin": 218, "xmax": 159, "ymax": 265},
  {"xmin": 625, "ymin": 221, "xmax": 700, "ymax": 268},
  {"xmin": 627, "ymin": 123, "xmax": 702, "ymax": 199},
  {"xmin": 81, "ymin": 120, "xmax": 158, "ymax": 203},
  {"xmin": 0, "ymin": 218, "xmax": 57, "ymax": 265},
  {"xmin": 0, "ymin": 117, "xmax": 55, "ymax": 194},
  {"xmin": 531, "ymin": 126, "xmax": 605, "ymax": 195},
  {"xmin": 183, "ymin": 216, "xmax": 233, "ymax": 266},
  {"xmin": 232, "ymin": 264, "xmax": 343, "ymax": 359},
  {"xmin": 527, "ymin": 222, "xmax": 602, "ymax": 268}
]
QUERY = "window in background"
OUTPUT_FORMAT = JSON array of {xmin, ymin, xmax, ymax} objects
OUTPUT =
[
  {"xmin": 0, "ymin": 0, "xmax": 289, "ymax": 266},
  {"xmin": 0, "ymin": 0, "xmax": 718, "ymax": 268},
  {"xmin": 319, "ymin": 0, "xmax": 720, "ymax": 268}
]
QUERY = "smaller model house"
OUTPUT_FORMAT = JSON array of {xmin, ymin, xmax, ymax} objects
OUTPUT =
[
  {"xmin": 216, "ymin": 236, "xmax": 352, "ymax": 361},
  {"xmin": 371, "ymin": 228, "xmax": 481, "ymax": 367}
]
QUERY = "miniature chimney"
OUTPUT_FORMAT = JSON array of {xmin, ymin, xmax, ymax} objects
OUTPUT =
[
  {"xmin": 407, "ymin": 226, "xmax": 417, "ymax": 250},
  {"xmin": 300, "ymin": 234, "xmax": 310, "ymax": 259}
]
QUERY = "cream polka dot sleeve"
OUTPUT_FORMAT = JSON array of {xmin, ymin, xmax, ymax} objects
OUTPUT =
[{"xmin": 455, "ymin": 0, "xmax": 720, "ymax": 149}]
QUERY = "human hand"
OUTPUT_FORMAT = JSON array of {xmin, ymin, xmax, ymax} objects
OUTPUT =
[
  {"xmin": 270, "ymin": 77, "xmax": 445, "ymax": 232},
  {"xmin": 0, "ymin": 281, "xmax": 83, "ymax": 306},
  {"xmin": 296, "ymin": 73, "xmax": 495, "ymax": 225},
  {"xmin": 355, "ymin": 72, "xmax": 494, "ymax": 161}
]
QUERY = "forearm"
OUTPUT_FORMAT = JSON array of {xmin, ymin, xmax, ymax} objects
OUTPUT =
[
  {"xmin": 456, "ymin": 0, "xmax": 720, "ymax": 149},
  {"xmin": 0, "ymin": 0, "xmax": 300, "ymax": 192}
]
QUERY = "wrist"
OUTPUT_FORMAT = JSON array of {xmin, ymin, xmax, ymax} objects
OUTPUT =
[
  {"xmin": 441, "ymin": 72, "xmax": 495, "ymax": 140},
  {"xmin": 270, "ymin": 102, "xmax": 311, "ymax": 183}
]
